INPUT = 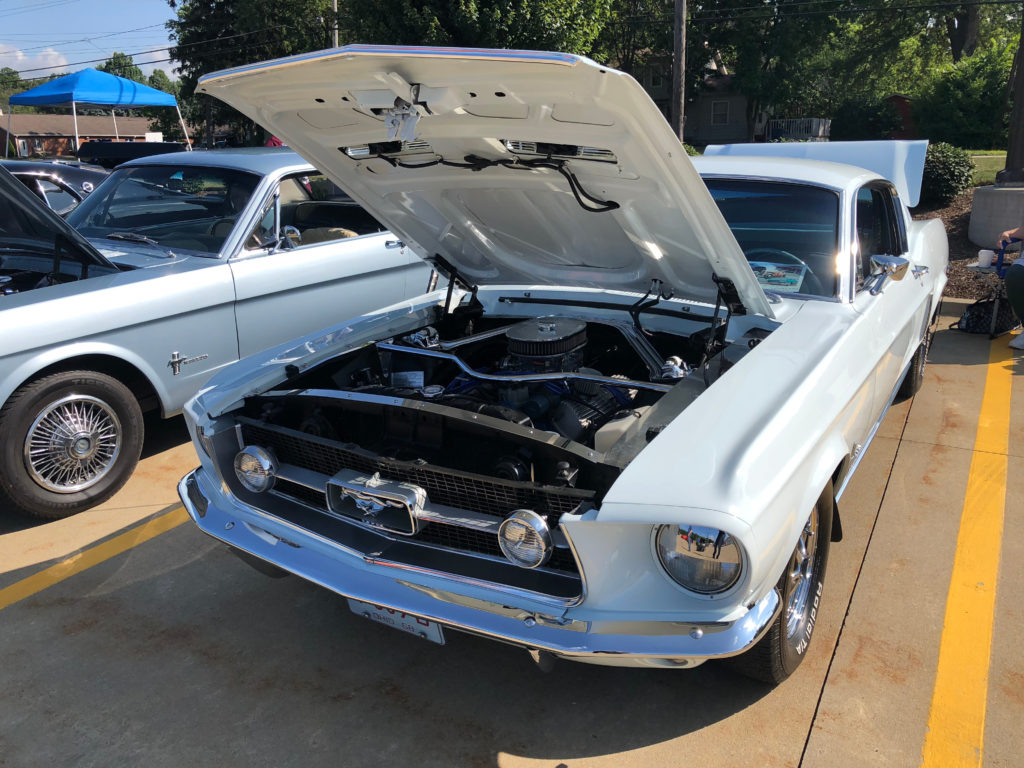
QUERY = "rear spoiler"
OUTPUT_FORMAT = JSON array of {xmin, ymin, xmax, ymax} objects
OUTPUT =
[{"xmin": 703, "ymin": 140, "xmax": 928, "ymax": 208}]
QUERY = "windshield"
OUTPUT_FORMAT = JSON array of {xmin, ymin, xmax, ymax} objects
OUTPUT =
[
  {"xmin": 67, "ymin": 164, "xmax": 262, "ymax": 257},
  {"xmin": 703, "ymin": 179, "xmax": 840, "ymax": 298}
]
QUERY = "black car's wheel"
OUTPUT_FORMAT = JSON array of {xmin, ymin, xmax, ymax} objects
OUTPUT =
[
  {"xmin": 732, "ymin": 482, "xmax": 834, "ymax": 684},
  {"xmin": 895, "ymin": 331, "xmax": 931, "ymax": 402},
  {"xmin": 0, "ymin": 371, "xmax": 144, "ymax": 519}
]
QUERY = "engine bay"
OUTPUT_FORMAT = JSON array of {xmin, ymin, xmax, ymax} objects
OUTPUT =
[{"xmin": 243, "ymin": 307, "xmax": 772, "ymax": 499}]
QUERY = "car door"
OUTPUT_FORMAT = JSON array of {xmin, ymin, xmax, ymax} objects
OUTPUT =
[
  {"xmin": 851, "ymin": 182, "xmax": 931, "ymax": 414},
  {"xmin": 228, "ymin": 171, "xmax": 430, "ymax": 359}
]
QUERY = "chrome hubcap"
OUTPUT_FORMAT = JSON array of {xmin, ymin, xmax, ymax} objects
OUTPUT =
[
  {"xmin": 24, "ymin": 395, "xmax": 122, "ymax": 493},
  {"xmin": 785, "ymin": 508, "xmax": 818, "ymax": 639}
]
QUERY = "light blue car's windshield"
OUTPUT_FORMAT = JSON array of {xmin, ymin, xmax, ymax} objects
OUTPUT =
[
  {"xmin": 67, "ymin": 165, "xmax": 261, "ymax": 256},
  {"xmin": 703, "ymin": 178, "xmax": 840, "ymax": 298}
]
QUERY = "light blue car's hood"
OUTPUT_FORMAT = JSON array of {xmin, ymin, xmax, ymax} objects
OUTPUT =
[{"xmin": 91, "ymin": 240, "xmax": 203, "ymax": 269}]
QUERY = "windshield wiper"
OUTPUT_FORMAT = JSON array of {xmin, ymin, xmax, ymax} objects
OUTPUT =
[{"xmin": 105, "ymin": 232, "xmax": 176, "ymax": 258}]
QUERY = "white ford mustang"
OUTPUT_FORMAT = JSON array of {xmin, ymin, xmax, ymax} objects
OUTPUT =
[{"xmin": 178, "ymin": 45, "xmax": 947, "ymax": 683}]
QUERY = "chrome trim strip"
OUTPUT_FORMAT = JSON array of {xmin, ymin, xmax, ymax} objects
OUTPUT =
[{"xmin": 376, "ymin": 341, "xmax": 673, "ymax": 392}]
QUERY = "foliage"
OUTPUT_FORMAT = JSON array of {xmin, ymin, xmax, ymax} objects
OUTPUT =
[
  {"xmin": 828, "ymin": 97, "xmax": 902, "ymax": 140},
  {"xmin": 98, "ymin": 52, "xmax": 145, "ymax": 83},
  {"xmin": 144, "ymin": 70, "xmax": 185, "ymax": 141},
  {"xmin": 683, "ymin": 142, "xmax": 699, "ymax": 156},
  {"xmin": 168, "ymin": 0, "xmax": 336, "ymax": 144},
  {"xmin": 913, "ymin": 42, "xmax": 1014, "ymax": 150},
  {"xmin": 921, "ymin": 142, "xmax": 974, "ymax": 205},
  {"xmin": 341, "ymin": 0, "xmax": 612, "ymax": 54}
]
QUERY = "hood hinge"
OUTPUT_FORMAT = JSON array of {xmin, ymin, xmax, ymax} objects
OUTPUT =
[{"xmin": 711, "ymin": 273, "xmax": 747, "ymax": 316}]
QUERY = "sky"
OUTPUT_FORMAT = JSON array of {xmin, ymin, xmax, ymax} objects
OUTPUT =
[{"xmin": 0, "ymin": 0, "xmax": 179, "ymax": 82}]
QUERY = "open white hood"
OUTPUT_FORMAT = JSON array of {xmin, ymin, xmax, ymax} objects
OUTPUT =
[{"xmin": 198, "ymin": 45, "xmax": 773, "ymax": 317}]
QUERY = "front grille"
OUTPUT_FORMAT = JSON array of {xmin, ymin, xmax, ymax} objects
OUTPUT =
[
  {"xmin": 245, "ymin": 421, "xmax": 585, "ymax": 586},
  {"xmin": 242, "ymin": 422, "xmax": 592, "ymax": 519},
  {"xmin": 272, "ymin": 478, "xmax": 580, "ymax": 576}
]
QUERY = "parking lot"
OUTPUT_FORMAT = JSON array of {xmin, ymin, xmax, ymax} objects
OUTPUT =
[{"xmin": 0, "ymin": 298, "xmax": 1021, "ymax": 768}]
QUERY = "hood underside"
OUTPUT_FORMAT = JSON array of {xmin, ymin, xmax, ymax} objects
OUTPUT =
[{"xmin": 197, "ymin": 45, "xmax": 773, "ymax": 318}]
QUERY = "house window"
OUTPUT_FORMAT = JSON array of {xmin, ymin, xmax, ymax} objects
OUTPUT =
[
  {"xmin": 32, "ymin": 138, "xmax": 44, "ymax": 153},
  {"xmin": 650, "ymin": 71, "xmax": 664, "ymax": 88},
  {"xmin": 17, "ymin": 139, "xmax": 28, "ymax": 157},
  {"xmin": 711, "ymin": 100, "xmax": 729, "ymax": 125}
]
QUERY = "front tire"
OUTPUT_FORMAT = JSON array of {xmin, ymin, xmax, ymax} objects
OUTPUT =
[
  {"xmin": 0, "ymin": 371, "xmax": 144, "ymax": 519},
  {"xmin": 733, "ymin": 482, "xmax": 833, "ymax": 684},
  {"xmin": 895, "ymin": 332, "xmax": 930, "ymax": 402}
]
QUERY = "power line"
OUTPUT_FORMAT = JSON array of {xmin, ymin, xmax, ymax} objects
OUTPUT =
[
  {"xmin": 8, "ymin": 22, "xmax": 168, "ymax": 55},
  {"xmin": 9, "ymin": 23, "xmax": 293, "ymax": 77}
]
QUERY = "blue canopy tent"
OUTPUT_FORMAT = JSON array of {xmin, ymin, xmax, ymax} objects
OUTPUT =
[{"xmin": 5, "ymin": 68, "xmax": 191, "ymax": 157}]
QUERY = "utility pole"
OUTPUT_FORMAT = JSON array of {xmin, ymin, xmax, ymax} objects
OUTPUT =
[
  {"xmin": 332, "ymin": 0, "xmax": 339, "ymax": 48},
  {"xmin": 670, "ymin": 0, "xmax": 687, "ymax": 142}
]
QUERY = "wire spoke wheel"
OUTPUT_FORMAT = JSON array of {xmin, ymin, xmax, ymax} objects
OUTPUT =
[{"xmin": 23, "ymin": 394, "xmax": 122, "ymax": 493}]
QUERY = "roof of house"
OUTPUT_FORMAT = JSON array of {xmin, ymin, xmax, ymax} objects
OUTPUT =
[{"xmin": 0, "ymin": 113, "xmax": 153, "ymax": 138}]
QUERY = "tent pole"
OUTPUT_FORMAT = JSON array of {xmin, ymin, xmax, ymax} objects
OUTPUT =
[
  {"xmin": 72, "ymin": 100, "xmax": 80, "ymax": 156},
  {"xmin": 4, "ymin": 111, "xmax": 10, "ymax": 158},
  {"xmin": 112, "ymin": 109, "xmax": 119, "ymax": 140},
  {"xmin": 176, "ymin": 105, "xmax": 192, "ymax": 150}
]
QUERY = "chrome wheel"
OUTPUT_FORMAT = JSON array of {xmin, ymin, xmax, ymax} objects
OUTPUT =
[
  {"xmin": 23, "ymin": 394, "xmax": 122, "ymax": 493},
  {"xmin": 785, "ymin": 508, "xmax": 819, "ymax": 639}
]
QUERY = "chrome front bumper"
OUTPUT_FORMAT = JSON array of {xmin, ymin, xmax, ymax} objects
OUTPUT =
[{"xmin": 179, "ymin": 468, "xmax": 781, "ymax": 669}]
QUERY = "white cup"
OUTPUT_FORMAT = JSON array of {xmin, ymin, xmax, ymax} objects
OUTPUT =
[{"xmin": 978, "ymin": 249, "xmax": 995, "ymax": 268}]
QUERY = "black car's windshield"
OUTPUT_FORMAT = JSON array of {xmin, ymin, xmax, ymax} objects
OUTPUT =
[
  {"xmin": 703, "ymin": 179, "xmax": 840, "ymax": 298},
  {"xmin": 67, "ymin": 165, "xmax": 261, "ymax": 257}
]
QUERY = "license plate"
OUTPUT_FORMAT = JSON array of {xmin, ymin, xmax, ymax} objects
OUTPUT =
[{"xmin": 347, "ymin": 599, "xmax": 445, "ymax": 645}]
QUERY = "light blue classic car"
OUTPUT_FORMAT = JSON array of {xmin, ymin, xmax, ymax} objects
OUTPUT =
[{"xmin": 0, "ymin": 149, "xmax": 431, "ymax": 519}]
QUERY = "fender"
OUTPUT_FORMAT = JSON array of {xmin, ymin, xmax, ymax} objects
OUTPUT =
[{"xmin": 0, "ymin": 341, "xmax": 173, "ymax": 415}]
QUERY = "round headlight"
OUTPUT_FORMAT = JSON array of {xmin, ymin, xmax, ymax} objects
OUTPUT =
[
  {"xmin": 655, "ymin": 524, "xmax": 742, "ymax": 594},
  {"xmin": 498, "ymin": 510, "xmax": 552, "ymax": 569},
  {"xmin": 233, "ymin": 446, "xmax": 278, "ymax": 493}
]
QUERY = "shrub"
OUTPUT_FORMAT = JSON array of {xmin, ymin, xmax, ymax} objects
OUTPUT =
[
  {"xmin": 829, "ymin": 98, "xmax": 902, "ymax": 141},
  {"xmin": 913, "ymin": 43, "xmax": 1013, "ymax": 150},
  {"xmin": 920, "ymin": 142, "xmax": 974, "ymax": 206},
  {"xmin": 683, "ymin": 142, "xmax": 700, "ymax": 156}
]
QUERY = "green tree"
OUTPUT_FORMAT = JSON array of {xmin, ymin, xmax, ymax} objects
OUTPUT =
[
  {"xmin": 340, "ymin": 0, "xmax": 612, "ymax": 54},
  {"xmin": 168, "ymin": 0, "xmax": 336, "ymax": 144},
  {"xmin": 98, "ymin": 51, "xmax": 146, "ymax": 83},
  {"xmin": 914, "ymin": 41, "xmax": 1015, "ymax": 149}
]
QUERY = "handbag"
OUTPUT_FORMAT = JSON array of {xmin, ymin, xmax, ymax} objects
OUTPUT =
[{"xmin": 952, "ymin": 297, "xmax": 1020, "ymax": 336}]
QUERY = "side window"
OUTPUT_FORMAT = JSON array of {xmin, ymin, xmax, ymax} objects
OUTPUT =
[
  {"xmin": 38, "ymin": 180, "xmax": 78, "ymax": 215},
  {"xmin": 243, "ymin": 194, "xmax": 279, "ymax": 250},
  {"xmin": 855, "ymin": 185, "xmax": 903, "ymax": 289}
]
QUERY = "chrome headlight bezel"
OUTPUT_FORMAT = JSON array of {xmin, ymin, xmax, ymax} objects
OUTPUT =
[
  {"xmin": 498, "ymin": 509, "xmax": 553, "ymax": 569},
  {"xmin": 233, "ymin": 445, "xmax": 278, "ymax": 493},
  {"xmin": 652, "ymin": 524, "xmax": 745, "ymax": 597}
]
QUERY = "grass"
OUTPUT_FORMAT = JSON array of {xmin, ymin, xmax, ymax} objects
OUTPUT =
[{"xmin": 969, "ymin": 152, "xmax": 1006, "ymax": 186}]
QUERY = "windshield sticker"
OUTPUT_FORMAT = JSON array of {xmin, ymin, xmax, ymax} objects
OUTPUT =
[{"xmin": 749, "ymin": 262, "xmax": 807, "ymax": 293}]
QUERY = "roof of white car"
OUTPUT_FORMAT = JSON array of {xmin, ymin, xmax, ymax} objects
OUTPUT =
[
  {"xmin": 120, "ymin": 147, "xmax": 313, "ymax": 176},
  {"xmin": 692, "ymin": 155, "xmax": 882, "ymax": 193}
]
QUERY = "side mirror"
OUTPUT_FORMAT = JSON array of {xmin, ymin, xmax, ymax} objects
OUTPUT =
[{"xmin": 867, "ymin": 255, "xmax": 909, "ymax": 295}]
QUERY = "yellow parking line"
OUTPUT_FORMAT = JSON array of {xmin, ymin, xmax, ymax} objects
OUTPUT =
[
  {"xmin": 921, "ymin": 336, "xmax": 1014, "ymax": 766},
  {"xmin": 0, "ymin": 505, "xmax": 188, "ymax": 612}
]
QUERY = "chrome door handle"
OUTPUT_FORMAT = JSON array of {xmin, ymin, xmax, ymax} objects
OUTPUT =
[{"xmin": 912, "ymin": 265, "xmax": 929, "ymax": 279}]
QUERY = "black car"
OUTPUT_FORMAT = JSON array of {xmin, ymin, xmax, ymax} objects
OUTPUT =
[{"xmin": 0, "ymin": 159, "xmax": 109, "ymax": 216}]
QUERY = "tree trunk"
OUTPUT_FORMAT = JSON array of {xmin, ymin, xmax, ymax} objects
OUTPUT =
[
  {"xmin": 1001, "ymin": 12, "xmax": 1024, "ymax": 180},
  {"xmin": 945, "ymin": 7, "xmax": 980, "ymax": 63}
]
